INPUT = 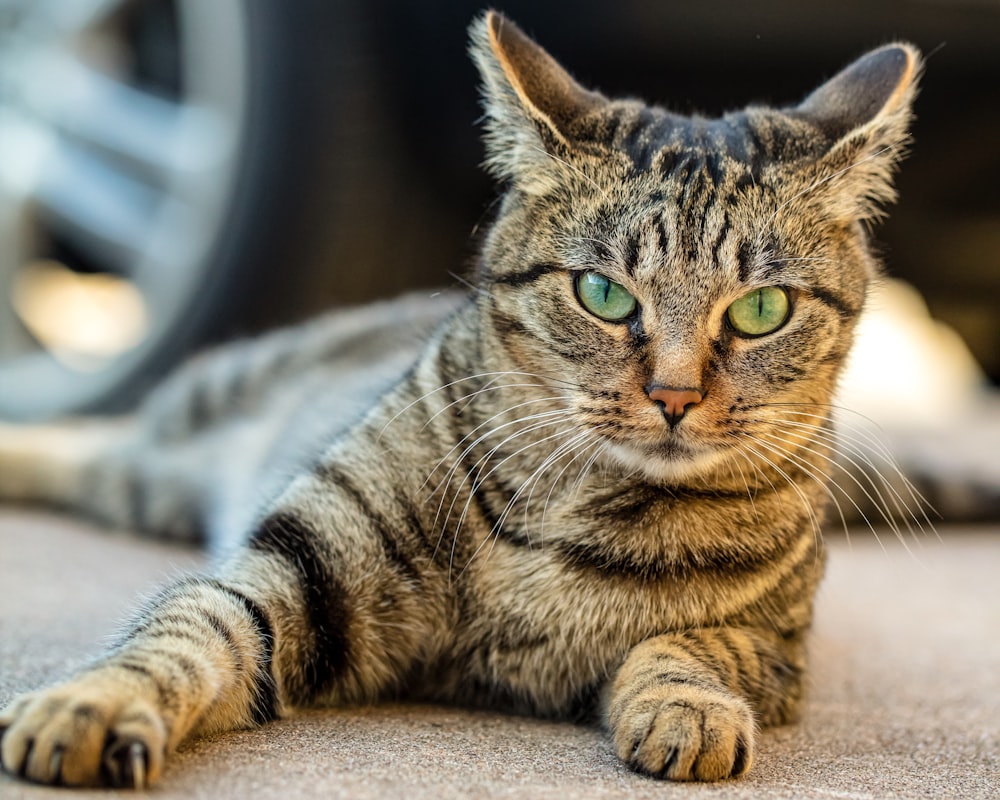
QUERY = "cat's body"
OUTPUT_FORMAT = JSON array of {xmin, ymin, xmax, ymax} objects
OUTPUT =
[{"xmin": 0, "ymin": 13, "xmax": 919, "ymax": 788}]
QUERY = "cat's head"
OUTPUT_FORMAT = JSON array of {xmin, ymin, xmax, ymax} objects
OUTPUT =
[{"xmin": 470, "ymin": 12, "xmax": 920, "ymax": 484}]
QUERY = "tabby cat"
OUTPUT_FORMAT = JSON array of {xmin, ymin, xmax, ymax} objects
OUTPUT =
[{"xmin": 0, "ymin": 11, "xmax": 920, "ymax": 787}]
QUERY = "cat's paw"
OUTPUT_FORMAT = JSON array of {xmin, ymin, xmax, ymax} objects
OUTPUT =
[
  {"xmin": 610, "ymin": 683, "xmax": 755, "ymax": 781},
  {"xmin": 0, "ymin": 672, "xmax": 167, "ymax": 788}
]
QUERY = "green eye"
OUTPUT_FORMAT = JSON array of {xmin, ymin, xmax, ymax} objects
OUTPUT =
[
  {"xmin": 576, "ymin": 271, "xmax": 637, "ymax": 321},
  {"xmin": 727, "ymin": 286, "xmax": 791, "ymax": 336}
]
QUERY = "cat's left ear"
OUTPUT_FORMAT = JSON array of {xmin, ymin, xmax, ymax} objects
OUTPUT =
[
  {"xmin": 793, "ymin": 42, "xmax": 922, "ymax": 220},
  {"xmin": 469, "ymin": 11, "xmax": 608, "ymax": 193}
]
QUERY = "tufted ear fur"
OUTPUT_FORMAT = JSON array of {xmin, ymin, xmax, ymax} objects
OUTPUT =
[
  {"xmin": 469, "ymin": 11, "xmax": 607, "ymax": 193},
  {"xmin": 792, "ymin": 43, "xmax": 922, "ymax": 221}
]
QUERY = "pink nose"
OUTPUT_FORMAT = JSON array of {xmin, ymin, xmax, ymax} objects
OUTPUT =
[{"xmin": 647, "ymin": 386, "xmax": 703, "ymax": 426}]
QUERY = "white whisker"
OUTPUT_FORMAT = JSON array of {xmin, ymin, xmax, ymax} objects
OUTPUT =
[
  {"xmin": 729, "ymin": 453, "xmax": 761, "ymax": 525},
  {"xmin": 744, "ymin": 433, "xmax": 886, "ymax": 554},
  {"xmin": 757, "ymin": 428, "xmax": 905, "ymax": 544},
  {"xmin": 465, "ymin": 430, "xmax": 599, "ymax": 574},
  {"xmin": 422, "ymin": 397, "xmax": 570, "ymax": 496},
  {"xmin": 759, "ymin": 403, "xmax": 937, "ymax": 532},
  {"xmin": 530, "ymin": 146, "xmax": 610, "ymax": 202},
  {"xmin": 766, "ymin": 144, "xmax": 900, "ymax": 228},
  {"xmin": 770, "ymin": 417, "xmax": 934, "ymax": 538},
  {"xmin": 735, "ymin": 439, "xmax": 825, "ymax": 543},
  {"xmin": 534, "ymin": 434, "xmax": 605, "ymax": 540},
  {"xmin": 378, "ymin": 369, "xmax": 582, "ymax": 439},
  {"xmin": 432, "ymin": 412, "xmax": 575, "ymax": 547},
  {"xmin": 442, "ymin": 422, "xmax": 578, "ymax": 580}
]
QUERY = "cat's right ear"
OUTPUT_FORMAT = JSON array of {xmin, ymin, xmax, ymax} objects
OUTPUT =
[{"xmin": 469, "ymin": 11, "xmax": 606, "ymax": 193}]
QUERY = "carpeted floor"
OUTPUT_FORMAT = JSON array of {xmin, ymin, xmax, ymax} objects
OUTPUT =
[{"xmin": 0, "ymin": 511, "xmax": 997, "ymax": 799}]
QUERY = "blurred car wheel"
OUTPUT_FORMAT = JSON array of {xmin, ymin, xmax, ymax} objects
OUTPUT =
[{"xmin": 0, "ymin": 0, "xmax": 356, "ymax": 419}]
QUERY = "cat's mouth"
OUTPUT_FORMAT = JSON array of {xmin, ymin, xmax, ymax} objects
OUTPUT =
[
  {"xmin": 601, "ymin": 433, "xmax": 728, "ymax": 483},
  {"xmin": 639, "ymin": 437, "xmax": 695, "ymax": 459}
]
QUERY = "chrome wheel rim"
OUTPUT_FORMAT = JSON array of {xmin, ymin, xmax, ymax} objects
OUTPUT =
[{"xmin": 0, "ymin": 0, "xmax": 248, "ymax": 418}]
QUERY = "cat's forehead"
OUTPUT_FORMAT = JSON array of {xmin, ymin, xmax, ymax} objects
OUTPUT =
[
  {"xmin": 552, "ymin": 105, "xmax": 835, "ymax": 283},
  {"xmin": 575, "ymin": 102, "xmax": 828, "ymax": 188}
]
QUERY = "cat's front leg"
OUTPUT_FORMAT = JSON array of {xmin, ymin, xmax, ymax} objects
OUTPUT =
[
  {"xmin": 0, "ymin": 576, "xmax": 278, "ymax": 787},
  {"xmin": 1, "ymin": 501, "xmax": 447, "ymax": 788},
  {"xmin": 605, "ymin": 627, "xmax": 805, "ymax": 781}
]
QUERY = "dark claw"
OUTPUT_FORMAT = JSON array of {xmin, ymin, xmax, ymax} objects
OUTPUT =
[
  {"xmin": 731, "ymin": 735, "xmax": 750, "ymax": 777},
  {"xmin": 101, "ymin": 738, "xmax": 148, "ymax": 789},
  {"xmin": 49, "ymin": 746, "xmax": 65, "ymax": 786},
  {"xmin": 657, "ymin": 746, "xmax": 679, "ymax": 778},
  {"xmin": 17, "ymin": 738, "xmax": 34, "ymax": 779}
]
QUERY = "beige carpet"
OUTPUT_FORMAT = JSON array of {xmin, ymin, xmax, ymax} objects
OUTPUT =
[{"xmin": 1, "ymin": 511, "xmax": 997, "ymax": 799}]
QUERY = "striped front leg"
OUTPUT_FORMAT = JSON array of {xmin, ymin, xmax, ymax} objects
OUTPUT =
[
  {"xmin": 605, "ymin": 627, "xmax": 806, "ymax": 781},
  {"xmin": 1, "ymin": 492, "xmax": 445, "ymax": 788},
  {"xmin": 0, "ymin": 578, "xmax": 276, "ymax": 788}
]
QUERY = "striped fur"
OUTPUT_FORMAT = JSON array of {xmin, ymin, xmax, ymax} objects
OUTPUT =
[{"xmin": 0, "ymin": 13, "xmax": 920, "ymax": 787}]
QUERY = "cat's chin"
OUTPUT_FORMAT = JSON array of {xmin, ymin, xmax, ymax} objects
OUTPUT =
[{"xmin": 602, "ymin": 439, "xmax": 731, "ymax": 485}]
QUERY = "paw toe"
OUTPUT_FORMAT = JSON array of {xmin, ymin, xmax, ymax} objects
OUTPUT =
[
  {"xmin": 0, "ymin": 686, "xmax": 165, "ymax": 787},
  {"xmin": 615, "ymin": 689, "xmax": 755, "ymax": 782}
]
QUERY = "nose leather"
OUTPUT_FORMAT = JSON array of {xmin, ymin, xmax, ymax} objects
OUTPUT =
[{"xmin": 647, "ymin": 386, "xmax": 703, "ymax": 426}]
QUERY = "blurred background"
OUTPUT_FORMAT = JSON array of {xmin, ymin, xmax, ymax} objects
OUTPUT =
[{"xmin": 0, "ymin": 0, "xmax": 997, "ymax": 514}]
